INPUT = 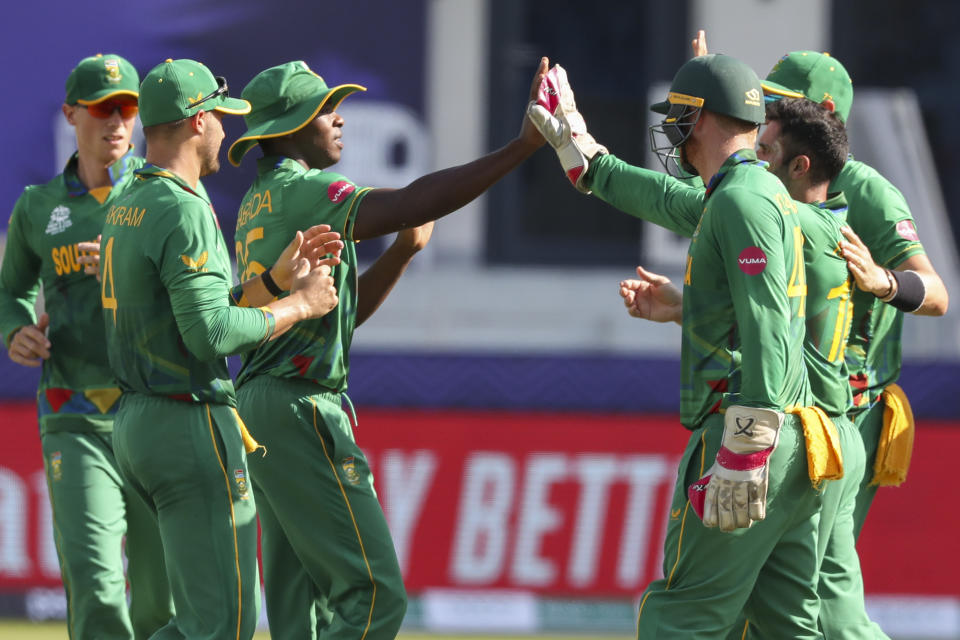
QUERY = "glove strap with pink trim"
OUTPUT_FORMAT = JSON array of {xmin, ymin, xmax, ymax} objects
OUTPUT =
[{"xmin": 688, "ymin": 406, "xmax": 784, "ymax": 532}]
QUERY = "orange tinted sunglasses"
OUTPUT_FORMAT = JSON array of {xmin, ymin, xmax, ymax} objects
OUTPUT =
[{"xmin": 83, "ymin": 97, "xmax": 139, "ymax": 119}]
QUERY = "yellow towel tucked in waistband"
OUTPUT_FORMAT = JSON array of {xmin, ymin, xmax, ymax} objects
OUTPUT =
[
  {"xmin": 871, "ymin": 383, "xmax": 914, "ymax": 487},
  {"xmin": 231, "ymin": 407, "xmax": 264, "ymax": 455},
  {"xmin": 787, "ymin": 406, "xmax": 844, "ymax": 489}
]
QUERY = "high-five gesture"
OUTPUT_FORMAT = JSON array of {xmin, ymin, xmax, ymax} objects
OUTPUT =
[{"xmin": 526, "ymin": 64, "xmax": 607, "ymax": 193}]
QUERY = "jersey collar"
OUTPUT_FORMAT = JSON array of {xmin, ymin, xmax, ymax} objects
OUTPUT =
[
  {"xmin": 62, "ymin": 146, "xmax": 138, "ymax": 197},
  {"xmin": 257, "ymin": 155, "xmax": 308, "ymax": 176},
  {"xmin": 816, "ymin": 191, "xmax": 849, "ymax": 218},
  {"xmin": 704, "ymin": 148, "xmax": 766, "ymax": 198},
  {"xmin": 134, "ymin": 164, "xmax": 211, "ymax": 204}
]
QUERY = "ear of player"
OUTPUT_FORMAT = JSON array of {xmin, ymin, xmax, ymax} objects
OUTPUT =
[
  {"xmin": 688, "ymin": 406, "xmax": 785, "ymax": 531},
  {"xmin": 526, "ymin": 64, "xmax": 607, "ymax": 194}
]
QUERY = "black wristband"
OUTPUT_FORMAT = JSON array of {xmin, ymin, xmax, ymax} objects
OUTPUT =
[
  {"xmin": 260, "ymin": 268, "xmax": 283, "ymax": 298},
  {"xmin": 886, "ymin": 269, "xmax": 925, "ymax": 313}
]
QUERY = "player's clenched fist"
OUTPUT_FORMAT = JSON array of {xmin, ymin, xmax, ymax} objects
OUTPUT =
[{"xmin": 290, "ymin": 261, "xmax": 338, "ymax": 318}]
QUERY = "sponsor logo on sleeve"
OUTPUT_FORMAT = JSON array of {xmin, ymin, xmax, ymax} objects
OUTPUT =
[
  {"xmin": 328, "ymin": 180, "xmax": 356, "ymax": 203},
  {"xmin": 896, "ymin": 220, "xmax": 920, "ymax": 242},
  {"xmin": 738, "ymin": 246, "xmax": 767, "ymax": 275},
  {"xmin": 181, "ymin": 252, "xmax": 209, "ymax": 272}
]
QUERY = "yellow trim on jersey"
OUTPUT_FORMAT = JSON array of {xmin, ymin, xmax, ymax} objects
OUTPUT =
[
  {"xmin": 311, "ymin": 398, "xmax": 378, "ymax": 639},
  {"xmin": 205, "ymin": 404, "xmax": 245, "ymax": 640},
  {"xmin": 343, "ymin": 186, "xmax": 375, "ymax": 243},
  {"xmin": 88, "ymin": 185, "xmax": 112, "ymax": 204},
  {"xmin": 668, "ymin": 92, "xmax": 705, "ymax": 107}
]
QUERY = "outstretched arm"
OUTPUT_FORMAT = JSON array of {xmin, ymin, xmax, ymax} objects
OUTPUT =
[
  {"xmin": 351, "ymin": 58, "xmax": 548, "ymax": 241},
  {"xmin": 356, "ymin": 221, "xmax": 434, "ymax": 326}
]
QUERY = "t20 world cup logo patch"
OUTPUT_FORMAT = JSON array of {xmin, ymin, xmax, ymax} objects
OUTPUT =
[
  {"xmin": 45, "ymin": 206, "xmax": 73, "ymax": 235},
  {"xmin": 738, "ymin": 246, "xmax": 767, "ymax": 275},
  {"xmin": 234, "ymin": 469, "xmax": 250, "ymax": 500}
]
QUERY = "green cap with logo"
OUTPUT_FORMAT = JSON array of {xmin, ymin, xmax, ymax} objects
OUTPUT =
[
  {"xmin": 651, "ymin": 54, "xmax": 765, "ymax": 125},
  {"xmin": 138, "ymin": 58, "xmax": 251, "ymax": 128},
  {"xmin": 65, "ymin": 54, "xmax": 139, "ymax": 105},
  {"xmin": 762, "ymin": 51, "xmax": 853, "ymax": 122},
  {"xmin": 227, "ymin": 60, "xmax": 365, "ymax": 166}
]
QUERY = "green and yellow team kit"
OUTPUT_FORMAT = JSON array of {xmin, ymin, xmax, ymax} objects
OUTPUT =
[
  {"xmin": 0, "ymin": 150, "xmax": 173, "ymax": 639},
  {"xmin": 100, "ymin": 164, "xmax": 271, "ymax": 640}
]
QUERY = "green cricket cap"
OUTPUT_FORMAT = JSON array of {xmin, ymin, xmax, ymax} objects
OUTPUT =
[
  {"xmin": 138, "ymin": 58, "xmax": 250, "ymax": 128},
  {"xmin": 65, "ymin": 54, "xmax": 139, "ymax": 105},
  {"xmin": 651, "ymin": 54, "xmax": 765, "ymax": 125},
  {"xmin": 227, "ymin": 60, "xmax": 365, "ymax": 166},
  {"xmin": 762, "ymin": 51, "xmax": 853, "ymax": 122}
]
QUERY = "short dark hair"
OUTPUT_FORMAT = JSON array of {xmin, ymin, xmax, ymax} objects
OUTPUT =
[{"xmin": 765, "ymin": 97, "xmax": 848, "ymax": 184}]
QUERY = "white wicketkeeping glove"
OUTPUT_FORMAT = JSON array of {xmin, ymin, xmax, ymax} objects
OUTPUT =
[
  {"xmin": 526, "ymin": 64, "xmax": 607, "ymax": 194},
  {"xmin": 688, "ymin": 406, "xmax": 784, "ymax": 531}
]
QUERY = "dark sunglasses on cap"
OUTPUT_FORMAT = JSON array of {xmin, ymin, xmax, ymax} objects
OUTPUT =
[
  {"xmin": 83, "ymin": 97, "xmax": 139, "ymax": 119},
  {"xmin": 189, "ymin": 76, "xmax": 229, "ymax": 110}
]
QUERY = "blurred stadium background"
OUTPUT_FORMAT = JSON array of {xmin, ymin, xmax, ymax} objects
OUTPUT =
[{"xmin": 1, "ymin": 1, "xmax": 959, "ymax": 638}]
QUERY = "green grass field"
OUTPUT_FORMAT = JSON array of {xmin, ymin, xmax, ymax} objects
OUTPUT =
[{"xmin": 0, "ymin": 620, "xmax": 625, "ymax": 639}]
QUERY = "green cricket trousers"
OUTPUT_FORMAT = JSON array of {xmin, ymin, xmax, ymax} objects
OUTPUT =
[
  {"xmin": 237, "ymin": 375, "xmax": 406, "ymax": 640},
  {"xmin": 112, "ymin": 393, "xmax": 260, "ymax": 640}
]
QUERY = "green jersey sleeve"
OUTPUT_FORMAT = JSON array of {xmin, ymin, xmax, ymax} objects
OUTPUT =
[
  {"xmin": 588, "ymin": 153, "xmax": 704, "ymax": 237},
  {"xmin": 0, "ymin": 193, "xmax": 41, "ymax": 345},
  {"xmin": 158, "ymin": 201, "xmax": 274, "ymax": 361}
]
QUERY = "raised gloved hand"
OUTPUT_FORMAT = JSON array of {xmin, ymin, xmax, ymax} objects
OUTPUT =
[
  {"xmin": 526, "ymin": 64, "xmax": 607, "ymax": 193},
  {"xmin": 688, "ymin": 406, "xmax": 784, "ymax": 531}
]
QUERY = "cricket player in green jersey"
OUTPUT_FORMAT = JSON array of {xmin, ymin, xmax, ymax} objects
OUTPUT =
[
  {"xmin": 530, "ymin": 55, "xmax": 832, "ymax": 638},
  {"xmin": 762, "ymin": 52, "xmax": 948, "ymax": 532},
  {"xmin": 224, "ymin": 58, "xmax": 548, "ymax": 639},
  {"xmin": 100, "ymin": 58, "xmax": 342, "ymax": 640},
  {"xmin": 616, "ymin": 96, "xmax": 879, "ymax": 639},
  {"xmin": 0, "ymin": 53, "xmax": 173, "ymax": 640}
]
